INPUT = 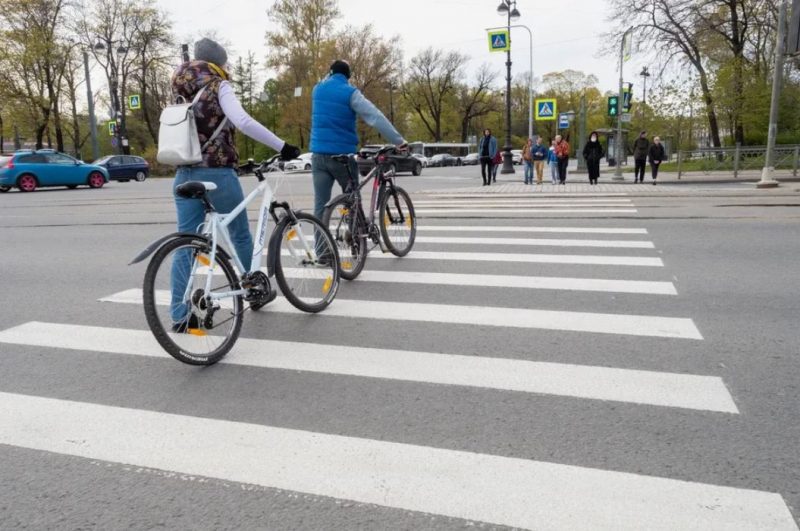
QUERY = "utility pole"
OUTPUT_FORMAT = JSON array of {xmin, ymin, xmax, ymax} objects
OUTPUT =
[
  {"xmin": 614, "ymin": 28, "xmax": 632, "ymax": 181},
  {"xmin": 577, "ymin": 93, "xmax": 587, "ymax": 172},
  {"xmin": 758, "ymin": 0, "xmax": 788, "ymax": 188},
  {"xmin": 83, "ymin": 50, "xmax": 100, "ymax": 161}
]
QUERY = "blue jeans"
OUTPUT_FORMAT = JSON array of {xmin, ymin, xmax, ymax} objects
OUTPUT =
[
  {"xmin": 524, "ymin": 161, "xmax": 533, "ymax": 183},
  {"xmin": 312, "ymin": 153, "xmax": 357, "ymax": 221},
  {"xmin": 171, "ymin": 166, "xmax": 252, "ymax": 322}
]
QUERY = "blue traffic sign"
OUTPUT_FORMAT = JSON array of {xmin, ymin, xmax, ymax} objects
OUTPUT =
[
  {"xmin": 558, "ymin": 114, "xmax": 570, "ymax": 129},
  {"xmin": 535, "ymin": 99, "xmax": 557, "ymax": 121}
]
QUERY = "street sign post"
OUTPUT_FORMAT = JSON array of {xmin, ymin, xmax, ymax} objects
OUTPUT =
[
  {"xmin": 487, "ymin": 29, "xmax": 511, "ymax": 52},
  {"xmin": 128, "ymin": 94, "xmax": 141, "ymax": 110},
  {"xmin": 535, "ymin": 99, "xmax": 557, "ymax": 121},
  {"xmin": 621, "ymin": 113, "xmax": 632, "ymax": 123}
]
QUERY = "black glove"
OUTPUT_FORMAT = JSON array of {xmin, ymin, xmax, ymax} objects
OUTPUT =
[{"xmin": 280, "ymin": 143, "xmax": 301, "ymax": 161}]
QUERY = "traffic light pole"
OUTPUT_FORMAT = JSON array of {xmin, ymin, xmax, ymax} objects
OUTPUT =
[{"xmin": 614, "ymin": 29, "xmax": 630, "ymax": 181}]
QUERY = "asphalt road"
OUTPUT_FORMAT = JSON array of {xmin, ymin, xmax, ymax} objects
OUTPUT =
[{"xmin": 0, "ymin": 167, "xmax": 798, "ymax": 530}]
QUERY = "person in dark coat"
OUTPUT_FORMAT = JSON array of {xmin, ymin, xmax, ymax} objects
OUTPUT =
[
  {"xmin": 582, "ymin": 131, "xmax": 605, "ymax": 185},
  {"xmin": 632, "ymin": 131, "xmax": 649, "ymax": 183},
  {"xmin": 648, "ymin": 136, "xmax": 666, "ymax": 185},
  {"xmin": 478, "ymin": 129, "xmax": 498, "ymax": 186}
]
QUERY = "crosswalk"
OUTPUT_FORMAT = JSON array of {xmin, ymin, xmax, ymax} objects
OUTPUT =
[{"xmin": 0, "ymin": 192, "xmax": 797, "ymax": 529}]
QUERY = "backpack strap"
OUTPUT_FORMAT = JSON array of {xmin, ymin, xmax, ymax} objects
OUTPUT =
[{"xmin": 201, "ymin": 116, "xmax": 229, "ymax": 151}]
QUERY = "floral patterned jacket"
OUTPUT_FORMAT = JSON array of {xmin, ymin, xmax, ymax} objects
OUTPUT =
[{"xmin": 171, "ymin": 61, "xmax": 237, "ymax": 168}]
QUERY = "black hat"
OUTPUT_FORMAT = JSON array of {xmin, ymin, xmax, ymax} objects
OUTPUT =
[{"xmin": 330, "ymin": 60, "xmax": 351, "ymax": 79}]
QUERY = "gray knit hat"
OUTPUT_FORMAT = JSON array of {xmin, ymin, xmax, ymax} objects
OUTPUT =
[{"xmin": 194, "ymin": 38, "xmax": 228, "ymax": 67}]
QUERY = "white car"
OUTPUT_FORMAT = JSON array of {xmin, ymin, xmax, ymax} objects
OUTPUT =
[
  {"xmin": 511, "ymin": 149, "xmax": 523, "ymax": 165},
  {"xmin": 284, "ymin": 153, "xmax": 313, "ymax": 172},
  {"xmin": 412, "ymin": 154, "xmax": 429, "ymax": 168}
]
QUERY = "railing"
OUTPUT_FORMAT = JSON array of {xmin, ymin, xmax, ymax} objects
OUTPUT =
[{"xmin": 673, "ymin": 144, "xmax": 800, "ymax": 179}]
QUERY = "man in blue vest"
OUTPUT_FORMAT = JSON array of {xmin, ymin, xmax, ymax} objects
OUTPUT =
[{"xmin": 310, "ymin": 60, "xmax": 407, "ymax": 221}]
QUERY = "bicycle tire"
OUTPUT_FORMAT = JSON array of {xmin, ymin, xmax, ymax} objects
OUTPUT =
[
  {"xmin": 274, "ymin": 212, "xmax": 341, "ymax": 313},
  {"xmin": 143, "ymin": 236, "xmax": 243, "ymax": 366},
  {"xmin": 322, "ymin": 194, "xmax": 368, "ymax": 280},
  {"xmin": 379, "ymin": 185, "xmax": 416, "ymax": 257}
]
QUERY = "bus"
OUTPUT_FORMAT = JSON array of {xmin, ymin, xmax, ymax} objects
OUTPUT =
[{"xmin": 409, "ymin": 142, "xmax": 472, "ymax": 158}]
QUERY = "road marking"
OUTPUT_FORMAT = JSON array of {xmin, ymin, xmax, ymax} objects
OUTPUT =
[
  {"xmin": 279, "ymin": 269, "xmax": 678, "ymax": 295},
  {"xmin": 0, "ymin": 322, "xmax": 731, "ymax": 410},
  {"xmin": 413, "ymin": 202, "xmax": 634, "ymax": 207},
  {"xmin": 412, "ymin": 236, "xmax": 655, "ymax": 249},
  {"xmin": 418, "ymin": 193, "xmax": 630, "ymax": 198},
  {"xmin": 101, "ymin": 290, "xmax": 702, "ymax": 339},
  {"xmin": 416, "ymin": 226, "xmax": 649, "ymax": 235},
  {"xmin": 414, "ymin": 199, "xmax": 633, "ymax": 204},
  {"xmin": 2, "ymin": 393, "xmax": 793, "ymax": 530},
  {"xmin": 414, "ymin": 209, "xmax": 639, "ymax": 214},
  {"xmin": 319, "ymin": 250, "xmax": 664, "ymax": 267}
]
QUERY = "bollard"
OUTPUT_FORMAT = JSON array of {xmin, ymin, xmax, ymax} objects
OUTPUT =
[
  {"xmin": 677, "ymin": 151, "xmax": 682, "ymax": 180},
  {"xmin": 733, "ymin": 143, "xmax": 741, "ymax": 179}
]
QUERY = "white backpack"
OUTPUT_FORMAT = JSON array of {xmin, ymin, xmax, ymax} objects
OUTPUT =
[{"xmin": 157, "ymin": 86, "xmax": 228, "ymax": 166}]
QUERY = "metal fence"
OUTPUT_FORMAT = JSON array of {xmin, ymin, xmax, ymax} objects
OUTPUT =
[{"xmin": 676, "ymin": 144, "xmax": 800, "ymax": 179}]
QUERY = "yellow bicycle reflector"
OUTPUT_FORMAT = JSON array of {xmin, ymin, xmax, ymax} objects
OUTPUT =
[
  {"xmin": 286, "ymin": 229, "xmax": 297, "ymax": 241},
  {"xmin": 322, "ymin": 276, "xmax": 333, "ymax": 294},
  {"xmin": 339, "ymin": 208, "xmax": 349, "ymax": 215},
  {"xmin": 406, "ymin": 216, "xmax": 413, "ymax": 228},
  {"xmin": 197, "ymin": 255, "xmax": 211, "ymax": 267},
  {"xmin": 384, "ymin": 215, "xmax": 391, "ymax": 227},
  {"xmin": 187, "ymin": 328, "xmax": 207, "ymax": 337},
  {"xmin": 341, "ymin": 260, "xmax": 353, "ymax": 270}
]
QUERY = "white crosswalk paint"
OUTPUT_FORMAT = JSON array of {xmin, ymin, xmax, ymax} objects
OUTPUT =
[
  {"xmin": 333, "ymin": 250, "xmax": 664, "ymax": 267},
  {"xmin": 0, "ymin": 322, "xmax": 731, "ymax": 411},
  {"xmin": 413, "ymin": 236, "xmax": 655, "ymax": 249},
  {"xmin": 414, "ymin": 199, "xmax": 633, "ymax": 204},
  {"xmin": 279, "ymin": 269, "xmax": 678, "ymax": 295},
  {"xmin": 413, "ymin": 202, "xmax": 634, "ymax": 208},
  {"xmin": 416, "ymin": 226, "xmax": 649, "ymax": 235},
  {"xmin": 2, "ymin": 393, "xmax": 794, "ymax": 530},
  {"xmin": 420, "ymin": 193, "xmax": 630, "ymax": 198},
  {"xmin": 414, "ymin": 209, "xmax": 639, "ymax": 214},
  {"xmin": 100, "ymin": 290, "xmax": 703, "ymax": 340}
]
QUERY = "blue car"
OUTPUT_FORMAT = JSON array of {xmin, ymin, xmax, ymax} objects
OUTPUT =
[
  {"xmin": 93, "ymin": 155, "xmax": 150, "ymax": 182},
  {"xmin": 0, "ymin": 150, "xmax": 109, "ymax": 192}
]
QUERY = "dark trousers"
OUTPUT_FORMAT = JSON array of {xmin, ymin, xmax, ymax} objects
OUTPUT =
[
  {"xmin": 634, "ymin": 158, "xmax": 647, "ymax": 181},
  {"xmin": 587, "ymin": 159, "xmax": 600, "ymax": 183},
  {"xmin": 557, "ymin": 158, "xmax": 569, "ymax": 183},
  {"xmin": 480, "ymin": 157, "xmax": 493, "ymax": 185},
  {"xmin": 650, "ymin": 162, "xmax": 661, "ymax": 180}
]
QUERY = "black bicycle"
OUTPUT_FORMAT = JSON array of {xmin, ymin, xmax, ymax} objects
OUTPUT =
[{"xmin": 322, "ymin": 146, "xmax": 416, "ymax": 280}]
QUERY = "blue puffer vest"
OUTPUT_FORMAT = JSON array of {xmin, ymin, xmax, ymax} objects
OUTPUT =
[{"xmin": 310, "ymin": 74, "xmax": 358, "ymax": 155}]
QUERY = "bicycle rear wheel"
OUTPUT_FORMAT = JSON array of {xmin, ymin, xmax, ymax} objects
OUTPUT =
[
  {"xmin": 322, "ymin": 195, "xmax": 368, "ymax": 280},
  {"xmin": 143, "ymin": 236, "xmax": 243, "ymax": 365},
  {"xmin": 379, "ymin": 185, "xmax": 416, "ymax": 257},
  {"xmin": 274, "ymin": 212, "xmax": 340, "ymax": 313}
]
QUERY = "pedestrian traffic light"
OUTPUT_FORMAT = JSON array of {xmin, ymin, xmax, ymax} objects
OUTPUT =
[{"xmin": 608, "ymin": 96, "xmax": 619, "ymax": 117}]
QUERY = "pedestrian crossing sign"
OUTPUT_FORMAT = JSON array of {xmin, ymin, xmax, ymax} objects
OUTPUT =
[
  {"xmin": 128, "ymin": 94, "xmax": 141, "ymax": 110},
  {"xmin": 487, "ymin": 30, "xmax": 510, "ymax": 52},
  {"xmin": 535, "ymin": 99, "xmax": 557, "ymax": 121}
]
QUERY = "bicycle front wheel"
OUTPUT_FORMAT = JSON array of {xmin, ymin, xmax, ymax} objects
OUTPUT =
[
  {"xmin": 143, "ymin": 236, "xmax": 243, "ymax": 365},
  {"xmin": 274, "ymin": 212, "xmax": 341, "ymax": 313},
  {"xmin": 379, "ymin": 186, "xmax": 416, "ymax": 257},
  {"xmin": 322, "ymin": 195, "xmax": 368, "ymax": 280}
]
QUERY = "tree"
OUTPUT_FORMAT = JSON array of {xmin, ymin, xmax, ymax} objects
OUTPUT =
[
  {"xmin": 402, "ymin": 48, "xmax": 467, "ymax": 142},
  {"xmin": 454, "ymin": 64, "xmax": 500, "ymax": 143}
]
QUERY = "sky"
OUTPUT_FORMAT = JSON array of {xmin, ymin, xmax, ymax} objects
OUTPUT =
[{"xmin": 157, "ymin": 0, "xmax": 657, "ymax": 101}]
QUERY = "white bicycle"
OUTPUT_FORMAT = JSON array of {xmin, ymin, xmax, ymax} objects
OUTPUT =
[{"xmin": 130, "ymin": 160, "xmax": 340, "ymax": 365}]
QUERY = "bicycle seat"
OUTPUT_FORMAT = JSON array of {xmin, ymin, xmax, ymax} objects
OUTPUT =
[
  {"xmin": 175, "ymin": 181, "xmax": 218, "ymax": 199},
  {"xmin": 332, "ymin": 155, "xmax": 352, "ymax": 164}
]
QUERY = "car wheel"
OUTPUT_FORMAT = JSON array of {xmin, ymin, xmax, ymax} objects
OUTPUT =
[
  {"xmin": 17, "ymin": 174, "xmax": 37, "ymax": 192},
  {"xmin": 87, "ymin": 172, "xmax": 105, "ymax": 189},
  {"xmin": 135, "ymin": 171, "xmax": 147, "ymax": 182},
  {"xmin": 412, "ymin": 162, "xmax": 422, "ymax": 176},
  {"xmin": 0, "ymin": 186, "xmax": 11, "ymax": 193},
  {"xmin": 304, "ymin": 164, "xmax": 311, "ymax": 171}
]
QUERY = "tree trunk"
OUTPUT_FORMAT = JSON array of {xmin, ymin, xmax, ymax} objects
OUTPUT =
[
  {"xmin": 698, "ymin": 71, "xmax": 722, "ymax": 148},
  {"xmin": 0, "ymin": 112, "xmax": 4, "ymax": 153}
]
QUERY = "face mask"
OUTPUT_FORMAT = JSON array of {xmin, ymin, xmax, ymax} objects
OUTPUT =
[{"xmin": 591, "ymin": 136, "xmax": 597, "ymax": 142}]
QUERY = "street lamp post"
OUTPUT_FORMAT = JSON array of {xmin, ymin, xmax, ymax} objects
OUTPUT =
[
  {"xmin": 496, "ymin": 0, "xmax": 520, "ymax": 175},
  {"xmin": 82, "ymin": 50, "xmax": 101, "ymax": 161},
  {"xmin": 613, "ymin": 27, "xmax": 633, "ymax": 181},
  {"xmin": 94, "ymin": 39, "xmax": 131, "ymax": 155},
  {"xmin": 486, "ymin": 24, "xmax": 533, "ymax": 142}
]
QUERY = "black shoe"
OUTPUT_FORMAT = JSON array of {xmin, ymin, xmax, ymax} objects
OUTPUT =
[
  {"xmin": 653, "ymin": 180, "xmax": 657, "ymax": 185},
  {"xmin": 172, "ymin": 313, "xmax": 200, "ymax": 333}
]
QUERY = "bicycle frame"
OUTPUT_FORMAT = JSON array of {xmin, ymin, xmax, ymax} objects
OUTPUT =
[
  {"xmin": 189, "ymin": 174, "xmax": 317, "ymax": 304},
  {"xmin": 350, "ymin": 159, "xmax": 395, "ymax": 232}
]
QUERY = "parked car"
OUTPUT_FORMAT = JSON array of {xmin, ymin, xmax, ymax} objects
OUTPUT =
[
  {"xmin": 284, "ymin": 153, "xmax": 313, "ymax": 172},
  {"xmin": 93, "ymin": 155, "xmax": 149, "ymax": 182},
  {"xmin": 428, "ymin": 153, "xmax": 461, "ymax": 167},
  {"xmin": 511, "ymin": 149, "xmax": 523, "ymax": 165},
  {"xmin": 357, "ymin": 145, "xmax": 423, "ymax": 176},
  {"xmin": 462, "ymin": 153, "xmax": 480, "ymax": 165},
  {"xmin": 411, "ymin": 154, "xmax": 429, "ymax": 168},
  {"xmin": 0, "ymin": 150, "xmax": 109, "ymax": 193}
]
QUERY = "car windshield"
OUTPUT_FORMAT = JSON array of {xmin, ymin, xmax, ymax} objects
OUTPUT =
[{"xmin": 94, "ymin": 156, "xmax": 112, "ymax": 164}]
